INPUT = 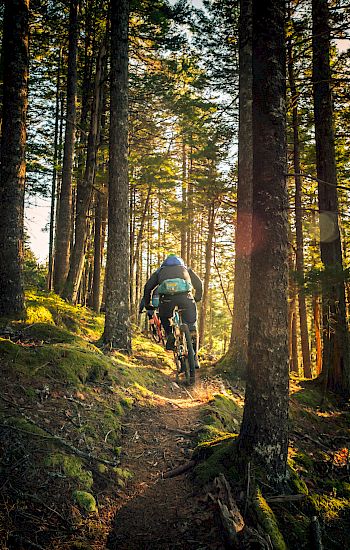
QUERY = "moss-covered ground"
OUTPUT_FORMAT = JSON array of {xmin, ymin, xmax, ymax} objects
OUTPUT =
[
  {"xmin": 0, "ymin": 291, "xmax": 174, "ymax": 549},
  {"xmin": 1, "ymin": 292, "xmax": 350, "ymax": 549}
]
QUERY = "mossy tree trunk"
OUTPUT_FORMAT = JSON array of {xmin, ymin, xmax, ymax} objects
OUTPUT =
[
  {"xmin": 103, "ymin": 0, "xmax": 131, "ymax": 352},
  {"xmin": 238, "ymin": 0, "xmax": 289, "ymax": 485},
  {"xmin": 228, "ymin": 0, "xmax": 252, "ymax": 377},
  {"xmin": 312, "ymin": 0, "xmax": 350, "ymax": 394},
  {"xmin": 0, "ymin": 0, "xmax": 29, "ymax": 316}
]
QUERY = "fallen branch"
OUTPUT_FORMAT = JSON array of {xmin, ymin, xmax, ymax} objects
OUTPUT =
[
  {"xmin": 163, "ymin": 425, "xmax": 197, "ymax": 437},
  {"xmin": 266, "ymin": 494, "xmax": 307, "ymax": 503},
  {"xmin": 162, "ymin": 460, "xmax": 196, "ymax": 479}
]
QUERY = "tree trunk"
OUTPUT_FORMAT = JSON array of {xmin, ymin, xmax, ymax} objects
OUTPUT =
[
  {"xmin": 103, "ymin": 0, "xmax": 131, "ymax": 352},
  {"xmin": 229, "ymin": 0, "xmax": 252, "ymax": 375},
  {"xmin": 53, "ymin": 0, "xmax": 79, "ymax": 294},
  {"xmin": 313, "ymin": 294, "xmax": 322, "ymax": 376},
  {"xmin": 0, "ymin": 0, "xmax": 29, "ymax": 316},
  {"xmin": 131, "ymin": 183, "xmax": 152, "ymax": 272},
  {"xmin": 62, "ymin": 41, "xmax": 106, "ymax": 303},
  {"xmin": 181, "ymin": 138, "xmax": 187, "ymax": 260},
  {"xmin": 238, "ymin": 0, "xmax": 289, "ymax": 485},
  {"xmin": 312, "ymin": 0, "xmax": 350, "ymax": 394},
  {"xmin": 287, "ymin": 33, "xmax": 311, "ymax": 378},
  {"xmin": 288, "ymin": 250, "xmax": 299, "ymax": 374},
  {"xmin": 199, "ymin": 200, "xmax": 215, "ymax": 347},
  {"xmin": 92, "ymin": 187, "xmax": 107, "ymax": 313},
  {"xmin": 48, "ymin": 47, "xmax": 62, "ymax": 291}
]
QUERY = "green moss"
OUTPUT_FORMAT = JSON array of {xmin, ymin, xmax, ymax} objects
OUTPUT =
[
  {"xmin": 73, "ymin": 490, "xmax": 97, "ymax": 513},
  {"xmin": 278, "ymin": 510, "xmax": 310, "ymax": 549},
  {"xmin": 120, "ymin": 396, "xmax": 133, "ymax": 409},
  {"xmin": 287, "ymin": 462, "xmax": 309, "ymax": 495},
  {"xmin": 26, "ymin": 305, "xmax": 54, "ymax": 325},
  {"xmin": 292, "ymin": 386, "xmax": 325, "ymax": 409},
  {"xmin": 0, "ymin": 337, "xmax": 110, "ymax": 385},
  {"xmin": 202, "ymin": 392, "xmax": 242, "ymax": 432},
  {"xmin": 24, "ymin": 291, "xmax": 104, "ymax": 341},
  {"xmin": 293, "ymin": 451, "xmax": 314, "ymax": 471},
  {"xmin": 132, "ymin": 382, "xmax": 153, "ymax": 397},
  {"xmin": 6, "ymin": 416, "xmax": 48, "ymax": 436},
  {"xmin": 254, "ymin": 489, "xmax": 287, "ymax": 550},
  {"xmin": 22, "ymin": 322, "xmax": 76, "ymax": 344},
  {"xmin": 46, "ymin": 453, "xmax": 93, "ymax": 489},
  {"xmin": 193, "ymin": 436, "xmax": 238, "ymax": 484},
  {"xmin": 114, "ymin": 467, "xmax": 133, "ymax": 487},
  {"xmin": 215, "ymin": 351, "xmax": 247, "ymax": 380},
  {"xmin": 308, "ymin": 493, "xmax": 350, "ymax": 521}
]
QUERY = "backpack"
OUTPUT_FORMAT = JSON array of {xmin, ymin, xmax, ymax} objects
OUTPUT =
[{"xmin": 157, "ymin": 278, "xmax": 192, "ymax": 296}]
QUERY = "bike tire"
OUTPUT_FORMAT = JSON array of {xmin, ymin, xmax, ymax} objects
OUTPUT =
[
  {"xmin": 150, "ymin": 323, "xmax": 160, "ymax": 343},
  {"xmin": 180, "ymin": 324, "xmax": 196, "ymax": 385}
]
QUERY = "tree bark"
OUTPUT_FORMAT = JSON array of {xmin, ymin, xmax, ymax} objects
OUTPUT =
[
  {"xmin": 312, "ymin": 0, "xmax": 350, "ymax": 394},
  {"xmin": 53, "ymin": 0, "xmax": 79, "ymax": 294},
  {"xmin": 229, "ymin": 0, "xmax": 252, "ymax": 375},
  {"xmin": 48, "ymin": 47, "xmax": 62, "ymax": 291},
  {"xmin": 199, "ymin": 200, "xmax": 215, "ymax": 347},
  {"xmin": 181, "ymin": 138, "xmax": 187, "ymax": 261},
  {"xmin": 238, "ymin": 0, "xmax": 289, "ymax": 485},
  {"xmin": 287, "ymin": 32, "xmax": 311, "ymax": 378},
  {"xmin": 92, "ymin": 187, "xmax": 107, "ymax": 313},
  {"xmin": 288, "ymin": 249, "xmax": 299, "ymax": 374},
  {"xmin": 62, "ymin": 41, "xmax": 106, "ymax": 303},
  {"xmin": 103, "ymin": 0, "xmax": 131, "ymax": 352},
  {"xmin": 0, "ymin": 0, "xmax": 29, "ymax": 316}
]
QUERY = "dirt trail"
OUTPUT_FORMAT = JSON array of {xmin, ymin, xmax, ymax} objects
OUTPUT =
[{"xmin": 106, "ymin": 375, "xmax": 224, "ymax": 550}]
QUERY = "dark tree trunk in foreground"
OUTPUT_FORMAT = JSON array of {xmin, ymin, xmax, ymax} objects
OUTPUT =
[
  {"xmin": 312, "ymin": 0, "xmax": 350, "ymax": 394},
  {"xmin": 63, "ymin": 41, "xmax": 106, "ymax": 303},
  {"xmin": 287, "ymin": 34, "xmax": 311, "ymax": 378},
  {"xmin": 53, "ymin": 0, "xmax": 79, "ymax": 294},
  {"xmin": 238, "ymin": 0, "xmax": 289, "ymax": 485},
  {"xmin": 229, "ymin": 0, "xmax": 252, "ymax": 376},
  {"xmin": 103, "ymin": 0, "xmax": 131, "ymax": 352},
  {"xmin": 0, "ymin": 0, "xmax": 29, "ymax": 316}
]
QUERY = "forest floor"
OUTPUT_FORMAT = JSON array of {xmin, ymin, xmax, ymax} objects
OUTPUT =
[
  {"xmin": 1, "ymin": 292, "xmax": 350, "ymax": 550},
  {"xmin": 106, "ymin": 374, "xmax": 227, "ymax": 550}
]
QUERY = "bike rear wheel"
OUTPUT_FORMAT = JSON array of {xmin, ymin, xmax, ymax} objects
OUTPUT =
[{"xmin": 181, "ymin": 324, "xmax": 196, "ymax": 385}]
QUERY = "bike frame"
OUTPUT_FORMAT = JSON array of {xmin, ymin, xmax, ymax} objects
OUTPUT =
[{"xmin": 148, "ymin": 309, "xmax": 165, "ymax": 345}]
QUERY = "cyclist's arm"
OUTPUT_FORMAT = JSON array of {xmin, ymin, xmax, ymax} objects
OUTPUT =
[
  {"xmin": 143, "ymin": 270, "xmax": 159, "ymax": 306},
  {"xmin": 188, "ymin": 268, "xmax": 203, "ymax": 302}
]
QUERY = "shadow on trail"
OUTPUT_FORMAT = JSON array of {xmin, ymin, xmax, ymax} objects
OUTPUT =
[{"xmin": 106, "ymin": 376, "xmax": 225, "ymax": 550}]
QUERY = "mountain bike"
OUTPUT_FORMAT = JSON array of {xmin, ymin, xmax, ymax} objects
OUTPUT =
[
  {"xmin": 148, "ymin": 309, "xmax": 166, "ymax": 346},
  {"xmin": 170, "ymin": 306, "xmax": 196, "ymax": 385}
]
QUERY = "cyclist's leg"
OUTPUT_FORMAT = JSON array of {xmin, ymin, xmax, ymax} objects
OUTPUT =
[{"xmin": 159, "ymin": 296, "xmax": 175, "ymax": 350}]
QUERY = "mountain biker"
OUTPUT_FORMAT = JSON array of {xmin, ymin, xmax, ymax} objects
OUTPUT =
[
  {"xmin": 139, "ymin": 287, "xmax": 160, "ymax": 320},
  {"xmin": 141, "ymin": 254, "xmax": 203, "ymax": 368}
]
